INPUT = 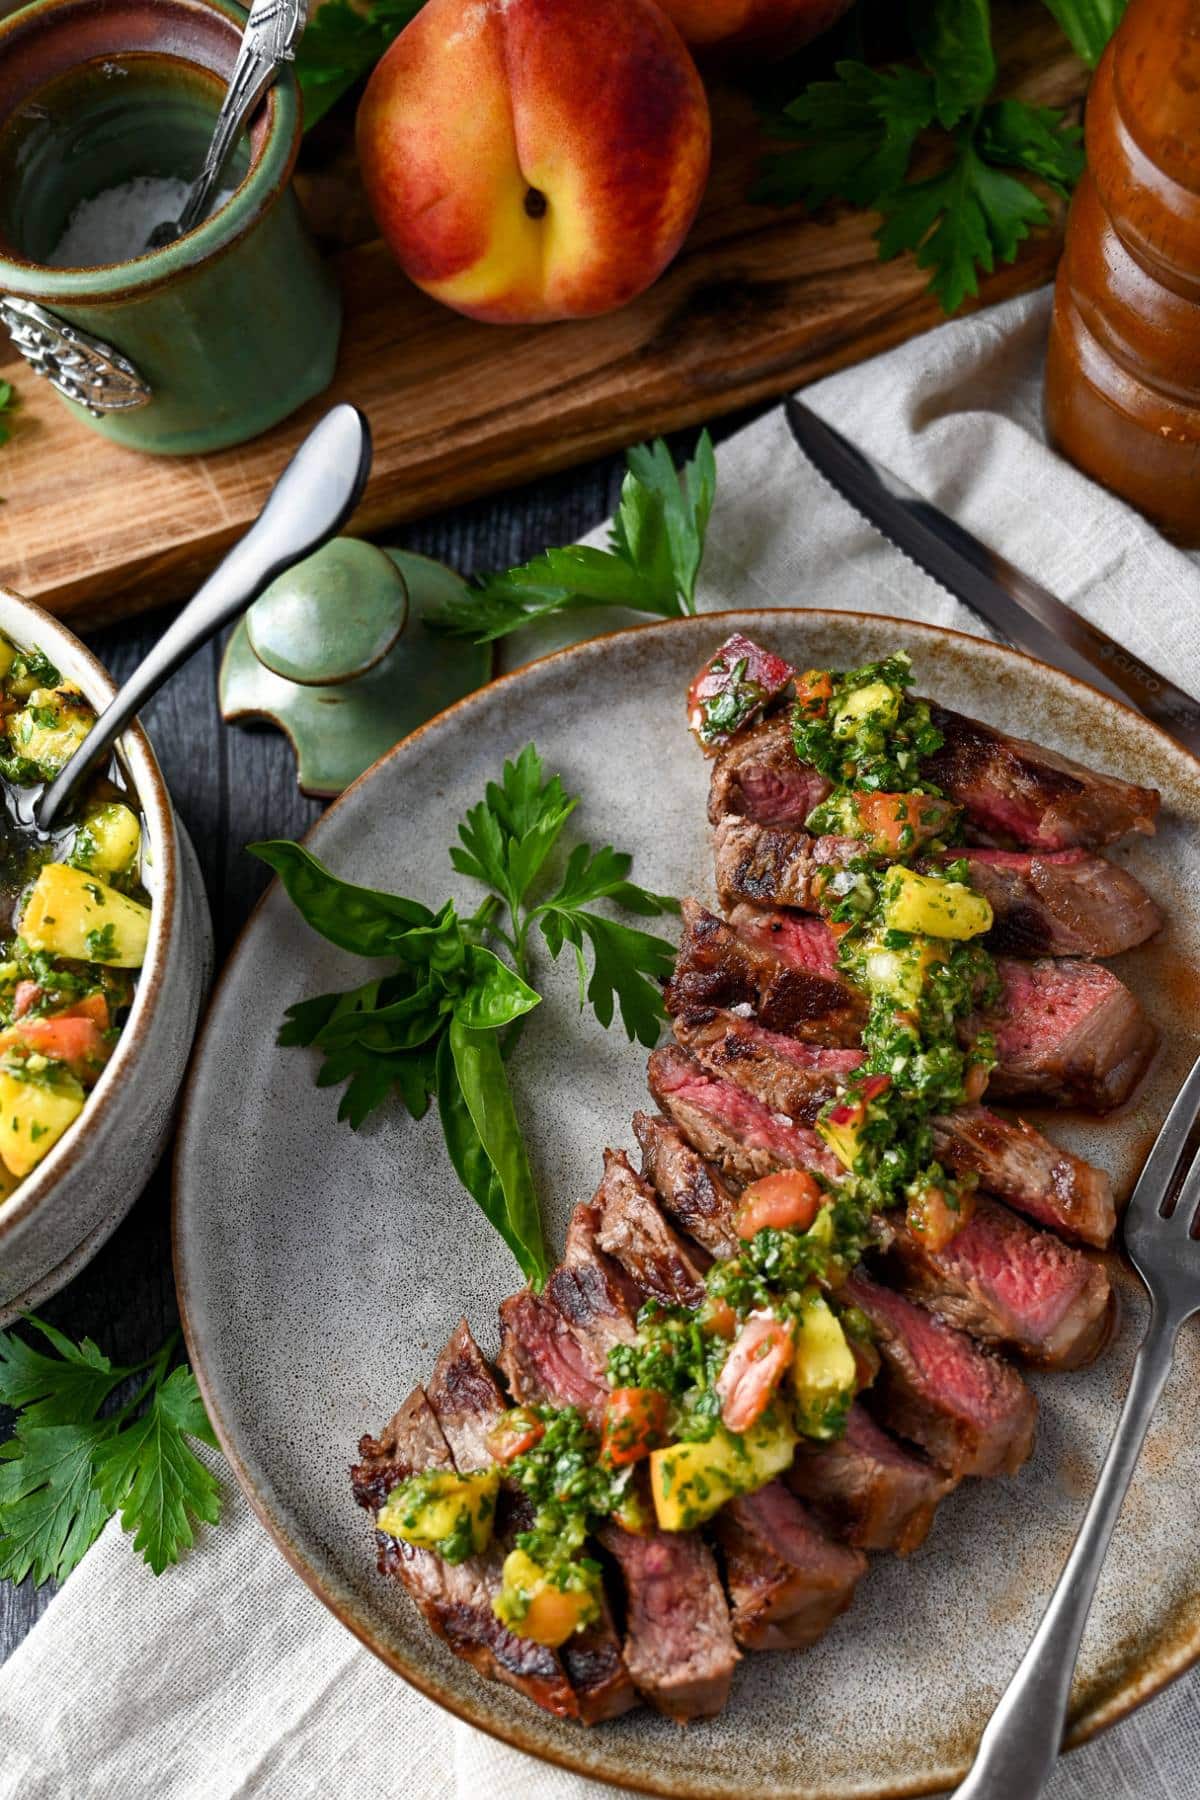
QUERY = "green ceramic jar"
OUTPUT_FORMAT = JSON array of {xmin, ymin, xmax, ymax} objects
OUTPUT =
[{"xmin": 0, "ymin": 0, "xmax": 342, "ymax": 454}]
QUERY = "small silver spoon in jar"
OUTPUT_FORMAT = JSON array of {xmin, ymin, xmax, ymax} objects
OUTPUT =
[{"xmin": 145, "ymin": 0, "xmax": 307, "ymax": 252}]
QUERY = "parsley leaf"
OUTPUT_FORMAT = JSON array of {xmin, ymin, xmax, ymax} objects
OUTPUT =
[
  {"xmin": 906, "ymin": 0, "xmax": 995, "ymax": 127},
  {"xmin": 0, "ymin": 381, "xmax": 16, "ymax": 449},
  {"xmin": 755, "ymin": 64, "xmax": 937, "ymax": 210},
  {"xmin": 425, "ymin": 433, "xmax": 716, "ymax": 644},
  {"xmin": 1040, "ymin": 0, "xmax": 1127, "ymax": 66},
  {"xmin": 0, "ymin": 1320, "xmax": 220, "ymax": 1587},
  {"xmin": 295, "ymin": 0, "xmax": 425, "ymax": 130}
]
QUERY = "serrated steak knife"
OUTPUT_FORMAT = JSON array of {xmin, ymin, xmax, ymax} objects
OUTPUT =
[{"xmin": 785, "ymin": 395, "xmax": 1200, "ymax": 760}]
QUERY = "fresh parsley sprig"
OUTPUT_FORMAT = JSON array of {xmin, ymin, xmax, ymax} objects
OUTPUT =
[
  {"xmin": 295, "ymin": 0, "xmax": 425, "ymax": 130},
  {"xmin": 0, "ymin": 1317, "xmax": 221, "ymax": 1586},
  {"xmin": 253, "ymin": 745, "xmax": 677, "ymax": 1288},
  {"xmin": 0, "ymin": 382, "xmax": 16, "ymax": 449},
  {"xmin": 425, "ymin": 434, "xmax": 716, "ymax": 644},
  {"xmin": 757, "ymin": 0, "xmax": 1097, "ymax": 314}
]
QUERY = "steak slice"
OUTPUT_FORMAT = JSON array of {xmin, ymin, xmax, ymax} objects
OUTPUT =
[
  {"xmin": 647, "ymin": 1044, "xmax": 841, "ymax": 1186},
  {"xmin": 787, "ymin": 1402, "xmax": 952, "ymax": 1555},
  {"xmin": 714, "ymin": 815, "xmax": 1162, "ymax": 961},
  {"xmin": 665, "ymin": 899, "xmax": 865, "ymax": 1046},
  {"xmin": 978, "ymin": 957, "xmax": 1157, "ymax": 1112},
  {"xmin": 595, "ymin": 1147, "xmax": 709, "ymax": 1307},
  {"xmin": 633, "ymin": 1110, "xmax": 742, "ymax": 1258},
  {"xmin": 598, "ymin": 1522, "xmax": 739, "ymax": 1720},
  {"xmin": 675, "ymin": 1005, "xmax": 863, "ymax": 1124},
  {"xmin": 708, "ymin": 709, "xmax": 831, "ymax": 828},
  {"xmin": 842, "ymin": 1272, "xmax": 1038, "ymax": 1479},
  {"xmin": 427, "ymin": 1321, "xmax": 638, "ymax": 1726},
  {"xmin": 711, "ymin": 1481, "xmax": 867, "ymax": 1651},
  {"xmin": 873, "ymin": 1196, "xmax": 1115, "ymax": 1370},
  {"xmin": 949, "ymin": 847, "xmax": 1162, "ymax": 958},
  {"xmin": 931, "ymin": 1105, "xmax": 1116, "ymax": 1247},
  {"xmin": 921, "ymin": 703, "xmax": 1160, "ymax": 850},
  {"xmin": 350, "ymin": 1390, "xmax": 579, "ymax": 1720}
]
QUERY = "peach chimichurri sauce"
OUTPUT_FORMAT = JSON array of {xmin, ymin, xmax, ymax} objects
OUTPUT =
[{"xmin": 0, "ymin": 634, "xmax": 150, "ymax": 1197}]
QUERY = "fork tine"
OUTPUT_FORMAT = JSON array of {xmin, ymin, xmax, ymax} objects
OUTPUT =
[
  {"xmin": 1126, "ymin": 1049, "xmax": 1200, "ymax": 1223},
  {"xmin": 1160, "ymin": 1149, "xmax": 1200, "ymax": 1237}
]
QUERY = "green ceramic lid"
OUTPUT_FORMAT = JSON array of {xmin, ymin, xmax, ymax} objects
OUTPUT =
[{"xmin": 247, "ymin": 538, "xmax": 409, "ymax": 686}]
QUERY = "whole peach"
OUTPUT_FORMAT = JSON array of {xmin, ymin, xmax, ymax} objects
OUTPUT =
[
  {"xmin": 654, "ymin": 0, "xmax": 854, "ymax": 55},
  {"xmin": 356, "ymin": 0, "xmax": 711, "ymax": 324}
]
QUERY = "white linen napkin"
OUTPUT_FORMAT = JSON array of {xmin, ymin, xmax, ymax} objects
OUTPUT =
[{"xmin": 3, "ymin": 286, "xmax": 1200, "ymax": 1800}]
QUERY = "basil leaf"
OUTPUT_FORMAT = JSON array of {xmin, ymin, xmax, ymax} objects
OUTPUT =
[
  {"xmin": 1039, "ymin": 0, "xmax": 1126, "ymax": 65},
  {"xmin": 438, "ymin": 1021, "xmax": 548, "ymax": 1287},
  {"xmin": 250, "ymin": 841, "xmax": 434, "ymax": 956},
  {"xmin": 456, "ymin": 947, "xmax": 541, "ymax": 1032},
  {"xmin": 314, "ymin": 980, "xmax": 448, "ymax": 1052}
]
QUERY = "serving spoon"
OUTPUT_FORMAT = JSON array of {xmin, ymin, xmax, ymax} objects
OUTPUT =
[
  {"xmin": 953, "ymin": 1048, "xmax": 1200, "ymax": 1799},
  {"xmin": 23, "ymin": 402, "xmax": 371, "ymax": 837},
  {"xmin": 145, "ymin": 0, "xmax": 306, "ymax": 251}
]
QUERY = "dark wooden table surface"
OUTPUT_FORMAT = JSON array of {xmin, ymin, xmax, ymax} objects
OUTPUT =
[{"xmin": 0, "ymin": 434, "xmax": 689, "ymax": 1662}]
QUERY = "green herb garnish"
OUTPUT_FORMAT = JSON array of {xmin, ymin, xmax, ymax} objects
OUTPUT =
[{"xmin": 294, "ymin": 0, "xmax": 425, "ymax": 130}]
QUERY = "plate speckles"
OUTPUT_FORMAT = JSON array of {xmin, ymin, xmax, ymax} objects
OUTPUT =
[{"xmin": 174, "ymin": 612, "xmax": 1200, "ymax": 1800}]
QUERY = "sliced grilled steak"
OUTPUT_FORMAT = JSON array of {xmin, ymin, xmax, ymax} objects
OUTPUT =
[
  {"xmin": 708, "ymin": 710, "xmax": 830, "ymax": 827},
  {"xmin": 497, "ymin": 1288, "xmax": 611, "ymax": 1423},
  {"xmin": 647, "ymin": 1044, "xmax": 841, "ymax": 1186},
  {"xmin": 714, "ymin": 816, "xmax": 1162, "ymax": 961},
  {"xmin": 950, "ymin": 847, "xmax": 1162, "ymax": 958},
  {"xmin": 712, "ymin": 1482, "xmax": 867, "ymax": 1651},
  {"xmin": 595, "ymin": 1148, "xmax": 709, "ymax": 1307},
  {"xmin": 872, "ymin": 1196, "xmax": 1115, "ymax": 1370},
  {"xmin": 598, "ymin": 1522, "xmax": 739, "ymax": 1720},
  {"xmin": 675, "ymin": 1005, "xmax": 862, "ymax": 1124},
  {"xmin": 787, "ymin": 1402, "xmax": 952, "ymax": 1555},
  {"xmin": 979, "ymin": 957, "xmax": 1157, "ymax": 1112},
  {"xmin": 427, "ymin": 1321, "xmax": 638, "ymax": 1726},
  {"xmin": 931, "ymin": 1105, "xmax": 1116, "ymax": 1247},
  {"xmin": 665, "ymin": 899, "xmax": 865, "ymax": 1046},
  {"xmin": 842, "ymin": 1272, "xmax": 1037, "ymax": 1479},
  {"xmin": 633, "ymin": 1110, "xmax": 742, "ymax": 1258},
  {"xmin": 350, "ymin": 1390, "xmax": 579, "ymax": 1719},
  {"xmin": 921, "ymin": 703, "xmax": 1160, "ymax": 850}
]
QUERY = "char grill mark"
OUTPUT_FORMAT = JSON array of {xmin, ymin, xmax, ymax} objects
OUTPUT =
[
  {"xmin": 712, "ymin": 1482, "xmax": 867, "ymax": 1652},
  {"xmin": 787, "ymin": 1403, "xmax": 953, "ymax": 1555},
  {"xmin": 350, "ymin": 1390, "xmax": 580, "ymax": 1720},
  {"xmin": 921, "ymin": 703, "xmax": 1160, "ymax": 850},
  {"xmin": 665, "ymin": 899, "xmax": 866, "ymax": 1047},
  {"xmin": 708, "ymin": 710, "xmax": 831, "ymax": 828},
  {"xmin": 872, "ymin": 1196, "xmax": 1115, "ymax": 1370},
  {"xmin": 595, "ymin": 1147, "xmax": 709, "ymax": 1307},
  {"xmin": 633, "ymin": 1110, "xmax": 742, "ymax": 1258},
  {"xmin": 931, "ymin": 1105, "xmax": 1116, "ymax": 1247},
  {"xmin": 714, "ymin": 814, "xmax": 1162, "ymax": 961},
  {"xmin": 647, "ymin": 1043, "xmax": 842, "ymax": 1186},
  {"xmin": 674, "ymin": 1004, "xmax": 862, "ymax": 1124},
  {"xmin": 598, "ymin": 1522, "xmax": 740, "ymax": 1720},
  {"xmin": 842, "ymin": 1272, "xmax": 1038, "ymax": 1479}
]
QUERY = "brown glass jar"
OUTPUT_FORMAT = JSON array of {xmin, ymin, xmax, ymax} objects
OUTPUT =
[{"xmin": 1044, "ymin": 0, "xmax": 1200, "ymax": 544}]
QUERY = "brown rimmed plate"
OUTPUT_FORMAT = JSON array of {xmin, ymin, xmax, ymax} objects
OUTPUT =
[{"xmin": 173, "ymin": 611, "xmax": 1200, "ymax": 1800}]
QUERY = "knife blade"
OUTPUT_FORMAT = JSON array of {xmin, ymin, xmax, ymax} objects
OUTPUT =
[{"xmin": 785, "ymin": 394, "xmax": 1200, "ymax": 760}]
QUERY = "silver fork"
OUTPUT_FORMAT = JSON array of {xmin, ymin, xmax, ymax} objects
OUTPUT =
[{"xmin": 955, "ymin": 1050, "xmax": 1200, "ymax": 1800}]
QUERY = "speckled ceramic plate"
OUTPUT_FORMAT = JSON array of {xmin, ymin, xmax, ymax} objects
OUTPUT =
[{"xmin": 174, "ymin": 612, "xmax": 1200, "ymax": 1800}]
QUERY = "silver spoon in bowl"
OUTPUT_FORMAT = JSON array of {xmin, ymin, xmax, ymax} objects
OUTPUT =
[
  {"xmin": 22, "ymin": 401, "xmax": 371, "ymax": 837},
  {"xmin": 145, "ymin": 0, "xmax": 307, "ymax": 252}
]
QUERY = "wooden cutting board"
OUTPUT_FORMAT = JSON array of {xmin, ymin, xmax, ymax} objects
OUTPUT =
[{"xmin": 0, "ymin": 5, "xmax": 1086, "ymax": 625}]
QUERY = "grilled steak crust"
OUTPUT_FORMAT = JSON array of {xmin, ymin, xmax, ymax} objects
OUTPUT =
[
  {"xmin": 665, "ymin": 899, "xmax": 866, "ymax": 1046},
  {"xmin": 350, "ymin": 1390, "xmax": 580, "ymax": 1720},
  {"xmin": 714, "ymin": 815, "xmax": 1162, "ymax": 961},
  {"xmin": 647, "ymin": 1044, "xmax": 841, "ymax": 1185},
  {"xmin": 843, "ymin": 1272, "xmax": 1037, "ymax": 1478},
  {"xmin": 931, "ymin": 1105, "xmax": 1116, "ymax": 1247},
  {"xmin": 952, "ymin": 848, "xmax": 1162, "ymax": 958},
  {"xmin": 787, "ymin": 1403, "xmax": 952, "ymax": 1555},
  {"xmin": 873, "ymin": 1197, "xmax": 1116, "ymax": 1370},
  {"xmin": 595, "ymin": 1148, "xmax": 709, "ymax": 1307},
  {"xmin": 633, "ymin": 1111, "xmax": 742, "ymax": 1258},
  {"xmin": 980, "ymin": 957, "xmax": 1157, "ymax": 1112},
  {"xmin": 426, "ymin": 1321, "xmax": 637, "ymax": 1725},
  {"xmin": 712, "ymin": 1482, "xmax": 867, "ymax": 1652},
  {"xmin": 708, "ymin": 711, "xmax": 831, "ymax": 828},
  {"xmin": 673, "ymin": 1006, "xmax": 862, "ymax": 1125},
  {"xmin": 598, "ymin": 1523, "xmax": 739, "ymax": 1720},
  {"xmin": 921, "ymin": 704, "xmax": 1160, "ymax": 850}
]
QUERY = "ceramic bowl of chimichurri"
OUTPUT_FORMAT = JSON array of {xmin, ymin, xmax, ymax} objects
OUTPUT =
[{"xmin": 0, "ymin": 585, "xmax": 212, "ymax": 1321}]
